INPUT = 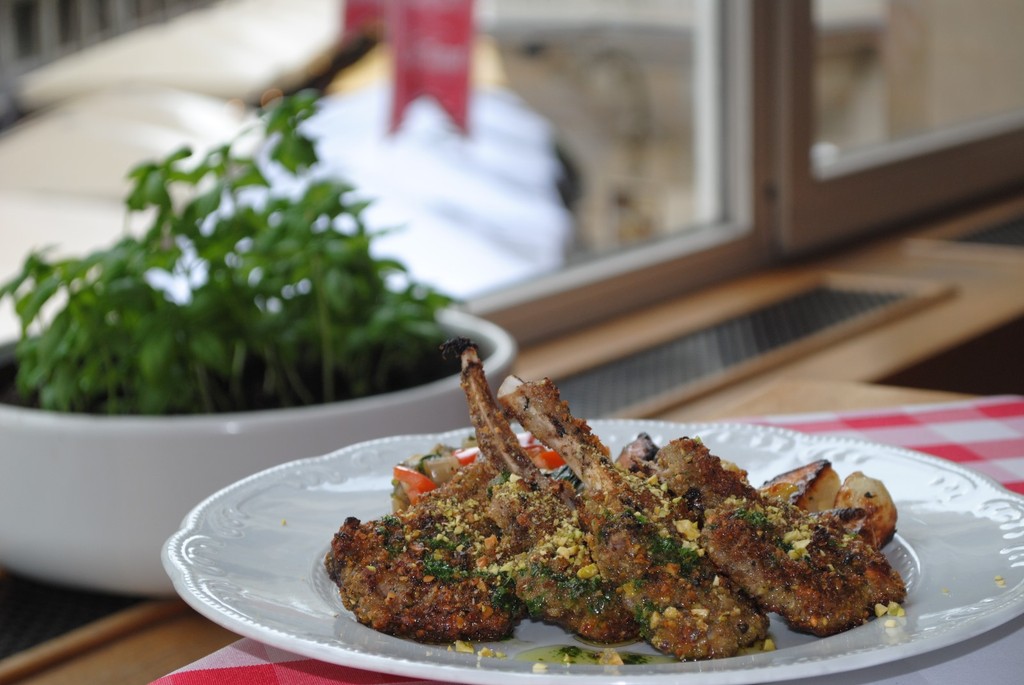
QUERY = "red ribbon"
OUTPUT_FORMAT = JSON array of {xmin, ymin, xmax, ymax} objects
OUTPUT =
[
  {"xmin": 342, "ymin": 0, "xmax": 386, "ymax": 42},
  {"xmin": 387, "ymin": 0, "xmax": 474, "ymax": 135},
  {"xmin": 338, "ymin": 0, "xmax": 474, "ymax": 134}
]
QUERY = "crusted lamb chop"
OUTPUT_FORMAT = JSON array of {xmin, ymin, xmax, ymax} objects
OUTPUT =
[
  {"xmin": 653, "ymin": 437, "xmax": 907, "ymax": 637},
  {"xmin": 702, "ymin": 497, "xmax": 906, "ymax": 636},
  {"xmin": 324, "ymin": 440, "xmax": 523, "ymax": 642},
  {"xmin": 624, "ymin": 437, "xmax": 900, "ymax": 549},
  {"xmin": 445, "ymin": 338, "xmax": 638, "ymax": 644},
  {"xmin": 498, "ymin": 375, "xmax": 769, "ymax": 660},
  {"xmin": 653, "ymin": 437, "xmax": 760, "ymax": 517}
]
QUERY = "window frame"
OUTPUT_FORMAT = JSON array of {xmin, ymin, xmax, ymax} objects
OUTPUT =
[
  {"xmin": 774, "ymin": 0, "xmax": 1024, "ymax": 255},
  {"xmin": 469, "ymin": 1, "xmax": 774, "ymax": 345}
]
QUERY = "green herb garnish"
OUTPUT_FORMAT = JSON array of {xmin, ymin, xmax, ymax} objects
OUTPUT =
[
  {"xmin": 422, "ymin": 555, "xmax": 462, "ymax": 582},
  {"xmin": 648, "ymin": 535, "xmax": 700, "ymax": 572},
  {"xmin": 733, "ymin": 507, "xmax": 771, "ymax": 528}
]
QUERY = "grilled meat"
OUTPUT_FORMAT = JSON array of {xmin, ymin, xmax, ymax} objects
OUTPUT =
[
  {"xmin": 325, "ymin": 342, "xmax": 907, "ymax": 656},
  {"xmin": 653, "ymin": 436, "xmax": 907, "ymax": 636},
  {"xmin": 498, "ymin": 375, "xmax": 769, "ymax": 660},
  {"xmin": 447, "ymin": 338, "xmax": 638, "ymax": 643},
  {"xmin": 654, "ymin": 437, "xmax": 758, "ymax": 516},
  {"xmin": 324, "ymin": 455, "xmax": 524, "ymax": 643},
  {"xmin": 702, "ymin": 497, "xmax": 906, "ymax": 636}
]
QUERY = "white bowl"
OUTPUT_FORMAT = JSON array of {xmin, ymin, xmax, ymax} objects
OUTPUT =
[{"xmin": 0, "ymin": 309, "xmax": 515, "ymax": 596}]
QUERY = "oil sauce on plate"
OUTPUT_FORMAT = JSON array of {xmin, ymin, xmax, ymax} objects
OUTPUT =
[{"xmin": 516, "ymin": 644, "xmax": 676, "ymax": 666}]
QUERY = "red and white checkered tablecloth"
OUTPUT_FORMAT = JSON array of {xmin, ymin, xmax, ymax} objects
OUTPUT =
[
  {"xmin": 151, "ymin": 394, "xmax": 1024, "ymax": 685},
  {"xmin": 745, "ymin": 393, "xmax": 1024, "ymax": 496}
]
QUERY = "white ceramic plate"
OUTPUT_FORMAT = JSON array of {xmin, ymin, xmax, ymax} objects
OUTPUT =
[{"xmin": 163, "ymin": 421, "xmax": 1024, "ymax": 684}]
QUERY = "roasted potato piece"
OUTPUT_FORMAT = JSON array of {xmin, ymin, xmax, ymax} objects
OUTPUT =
[
  {"xmin": 760, "ymin": 459, "xmax": 841, "ymax": 512},
  {"xmin": 834, "ymin": 472, "xmax": 897, "ymax": 548}
]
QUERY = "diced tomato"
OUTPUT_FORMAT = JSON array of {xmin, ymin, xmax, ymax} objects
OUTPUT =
[
  {"xmin": 453, "ymin": 447, "xmax": 480, "ymax": 466},
  {"xmin": 393, "ymin": 465, "xmax": 437, "ymax": 504},
  {"xmin": 525, "ymin": 445, "xmax": 564, "ymax": 469},
  {"xmin": 450, "ymin": 432, "xmax": 563, "ymax": 471},
  {"xmin": 516, "ymin": 431, "xmax": 563, "ymax": 468}
]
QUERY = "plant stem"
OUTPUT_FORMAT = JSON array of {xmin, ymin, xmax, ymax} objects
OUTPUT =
[
  {"xmin": 193, "ymin": 362, "xmax": 215, "ymax": 414},
  {"xmin": 230, "ymin": 342, "xmax": 246, "ymax": 408},
  {"xmin": 282, "ymin": 355, "xmax": 316, "ymax": 406},
  {"xmin": 312, "ymin": 255, "xmax": 335, "ymax": 402}
]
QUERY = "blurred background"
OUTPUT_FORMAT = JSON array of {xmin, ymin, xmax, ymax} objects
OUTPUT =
[{"xmin": 2, "ymin": 0, "xmax": 1024, "ymax": 344}]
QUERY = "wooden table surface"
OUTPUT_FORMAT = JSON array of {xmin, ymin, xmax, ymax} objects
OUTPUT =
[{"xmin": 0, "ymin": 379, "xmax": 976, "ymax": 685}]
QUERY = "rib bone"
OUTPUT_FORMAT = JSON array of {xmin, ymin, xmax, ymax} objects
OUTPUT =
[
  {"xmin": 498, "ymin": 374, "xmax": 769, "ymax": 660},
  {"xmin": 447, "ymin": 338, "xmax": 638, "ymax": 643}
]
